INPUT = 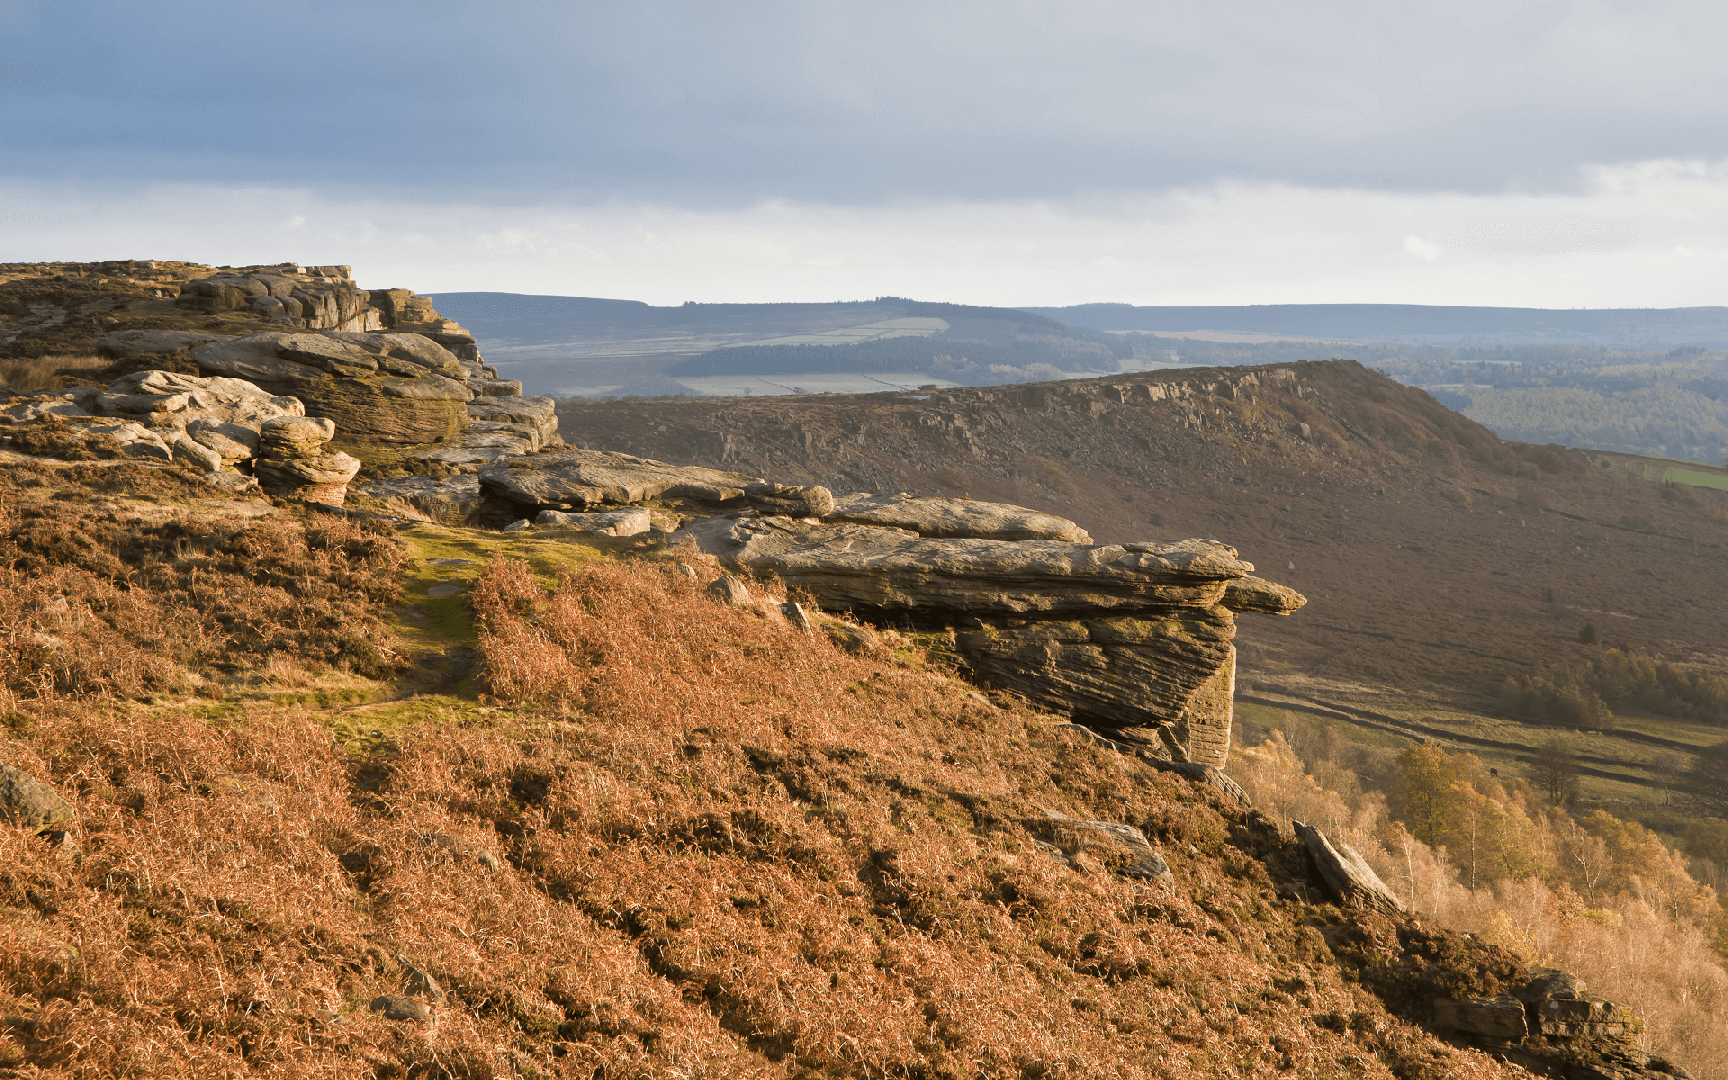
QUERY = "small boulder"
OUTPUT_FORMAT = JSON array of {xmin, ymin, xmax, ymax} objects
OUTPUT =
[
  {"xmin": 0, "ymin": 764, "xmax": 75, "ymax": 829},
  {"xmin": 1293, "ymin": 821, "xmax": 1402, "ymax": 915},
  {"xmin": 369, "ymin": 994, "xmax": 432, "ymax": 1022},
  {"xmin": 707, "ymin": 575, "xmax": 751, "ymax": 606}
]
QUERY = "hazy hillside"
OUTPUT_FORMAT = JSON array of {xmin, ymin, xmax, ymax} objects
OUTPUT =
[
  {"xmin": 425, "ymin": 293, "xmax": 1125, "ymax": 396},
  {"xmin": 1029, "ymin": 303, "xmax": 1728, "ymax": 349}
]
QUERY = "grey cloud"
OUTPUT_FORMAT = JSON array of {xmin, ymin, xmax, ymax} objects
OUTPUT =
[{"xmin": 0, "ymin": 1, "xmax": 1725, "ymax": 204}]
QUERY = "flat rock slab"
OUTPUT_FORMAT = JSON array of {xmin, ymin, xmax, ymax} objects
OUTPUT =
[
  {"xmin": 1294, "ymin": 821, "xmax": 1403, "ymax": 915},
  {"xmin": 1222, "ymin": 576, "xmax": 1307, "ymax": 614},
  {"xmin": 686, "ymin": 516, "xmax": 1253, "ymax": 615},
  {"xmin": 360, "ymin": 475, "xmax": 483, "ymax": 523},
  {"xmin": 0, "ymin": 764, "xmax": 74, "ymax": 828},
  {"xmin": 828, "ymin": 492, "xmax": 1091, "ymax": 542},
  {"xmin": 534, "ymin": 508, "xmax": 653, "ymax": 536},
  {"xmin": 480, "ymin": 448, "xmax": 761, "ymax": 518}
]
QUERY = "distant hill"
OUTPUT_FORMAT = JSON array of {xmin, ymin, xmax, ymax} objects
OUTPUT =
[
  {"xmin": 425, "ymin": 292, "xmax": 1125, "ymax": 395},
  {"xmin": 1028, "ymin": 303, "xmax": 1728, "ymax": 349}
]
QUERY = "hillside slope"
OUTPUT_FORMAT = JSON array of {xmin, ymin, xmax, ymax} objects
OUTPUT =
[
  {"xmin": 0, "ymin": 459, "xmax": 1628, "ymax": 1079},
  {"xmin": 552, "ymin": 360, "xmax": 1728, "ymax": 712}
]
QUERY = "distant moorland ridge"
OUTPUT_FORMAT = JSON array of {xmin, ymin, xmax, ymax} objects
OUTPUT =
[{"xmin": 1027, "ymin": 302, "xmax": 1728, "ymax": 349}]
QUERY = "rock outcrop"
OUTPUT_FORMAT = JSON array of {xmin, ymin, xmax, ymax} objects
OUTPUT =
[
  {"xmin": 468, "ymin": 447, "xmax": 1298, "ymax": 766},
  {"xmin": 1428, "ymin": 966, "xmax": 1683, "ymax": 1079}
]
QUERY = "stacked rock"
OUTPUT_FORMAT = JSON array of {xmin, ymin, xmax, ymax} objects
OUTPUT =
[{"xmin": 253, "ymin": 417, "xmax": 362, "ymax": 505}]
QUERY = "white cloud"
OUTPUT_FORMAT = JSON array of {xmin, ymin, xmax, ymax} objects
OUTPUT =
[
  {"xmin": 1403, "ymin": 235, "xmax": 1443, "ymax": 261},
  {"xmin": 1, "ymin": 157, "xmax": 1725, "ymax": 308}
]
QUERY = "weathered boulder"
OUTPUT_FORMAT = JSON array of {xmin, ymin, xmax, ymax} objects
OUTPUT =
[
  {"xmin": 98, "ymin": 369, "xmax": 305, "ymax": 444},
  {"xmin": 747, "ymin": 481, "xmax": 835, "ymax": 518},
  {"xmin": 190, "ymin": 332, "xmax": 472, "ymax": 444},
  {"xmin": 1293, "ymin": 821, "xmax": 1403, "ymax": 915},
  {"xmin": 707, "ymin": 575, "xmax": 752, "ymax": 606},
  {"xmin": 1222, "ymin": 576, "xmax": 1307, "ymax": 615},
  {"xmin": 465, "ymin": 395, "xmax": 558, "ymax": 443},
  {"xmin": 1432, "ymin": 995, "xmax": 1528, "ymax": 1040},
  {"xmin": 827, "ymin": 492, "xmax": 1091, "ymax": 542},
  {"xmin": 254, "ymin": 416, "xmax": 361, "ymax": 505},
  {"xmin": 0, "ymin": 764, "xmax": 75, "ymax": 829},
  {"xmin": 534, "ymin": 508, "xmax": 653, "ymax": 536},
  {"xmin": 478, "ymin": 447, "xmax": 759, "ymax": 523},
  {"xmin": 177, "ymin": 264, "xmax": 382, "ymax": 332},
  {"xmin": 1035, "ymin": 810, "xmax": 1174, "ymax": 886}
]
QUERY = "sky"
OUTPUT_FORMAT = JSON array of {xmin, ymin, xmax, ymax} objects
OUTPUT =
[{"xmin": 2, "ymin": 0, "xmax": 1727, "ymax": 307}]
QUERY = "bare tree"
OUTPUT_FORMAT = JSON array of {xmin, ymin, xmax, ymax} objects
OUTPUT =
[{"xmin": 1530, "ymin": 735, "xmax": 1581, "ymax": 807}]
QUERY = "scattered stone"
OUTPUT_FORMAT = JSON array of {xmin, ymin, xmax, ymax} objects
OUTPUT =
[
  {"xmin": 0, "ymin": 764, "xmax": 75, "ymax": 829},
  {"xmin": 781, "ymin": 601, "xmax": 814, "ymax": 634},
  {"xmin": 1141, "ymin": 759, "xmax": 1254, "ymax": 807},
  {"xmin": 822, "ymin": 619, "xmax": 882, "ymax": 656},
  {"xmin": 428, "ymin": 558, "xmax": 481, "ymax": 567},
  {"xmin": 393, "ymin": 954, "xmax": 446, "ymax": 1002},
  {"xmin": 369, "ymin": 994, "xmax": 432, "ymax": 1022},
  {"xmin": 534, "ymin": 507, "xmax": 653, "ymax": 536},
  {"xmin": 746, "ymin": 481, "xmax": 835, "ymax": 518},
  {"xmin": 1293, "ymin": 821, "xmax": 1402, "ymax": 915},
  {"xmin": 707, "ymin": 575, "xmax": 751, "ymax": 606},
  {"xmin": 827, "ymin": 492, "xmax": 1091, "ymax": 542},
  {"xmin": 502, "ymin": 519, "xmax": 531, "ymax": 533},
  {"xmin": 1036, "ymin": 811, "xmax": 1174, "ymax": 886},
  {"xmin": 426, "ymin": 585, "xmax": 463, "ymax": 598}
]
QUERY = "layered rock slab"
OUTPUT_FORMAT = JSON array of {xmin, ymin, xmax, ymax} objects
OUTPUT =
[
  {"xmin": 189, "ymin": 332, "xmax": 473, "ymax": 444},
  {"xmin": 679, "ymin": 514, "xmax": 1292, "ymax": 766},
  {"xmin": 478, "ymin": 448, "xmax": 759, "ymax": 523},
  {"xmin": 828, "ymin": 492, "xmax": 1091, "ymax": 542},
  {"xmin": 689, "ymin": 515, "xmax": 1253, "ymax": 615}
]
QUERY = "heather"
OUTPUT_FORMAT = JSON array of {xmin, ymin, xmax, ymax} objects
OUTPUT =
[{"xmin": 0, "ymin": 542, "xmax": 1530, "ymax": 1078}]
